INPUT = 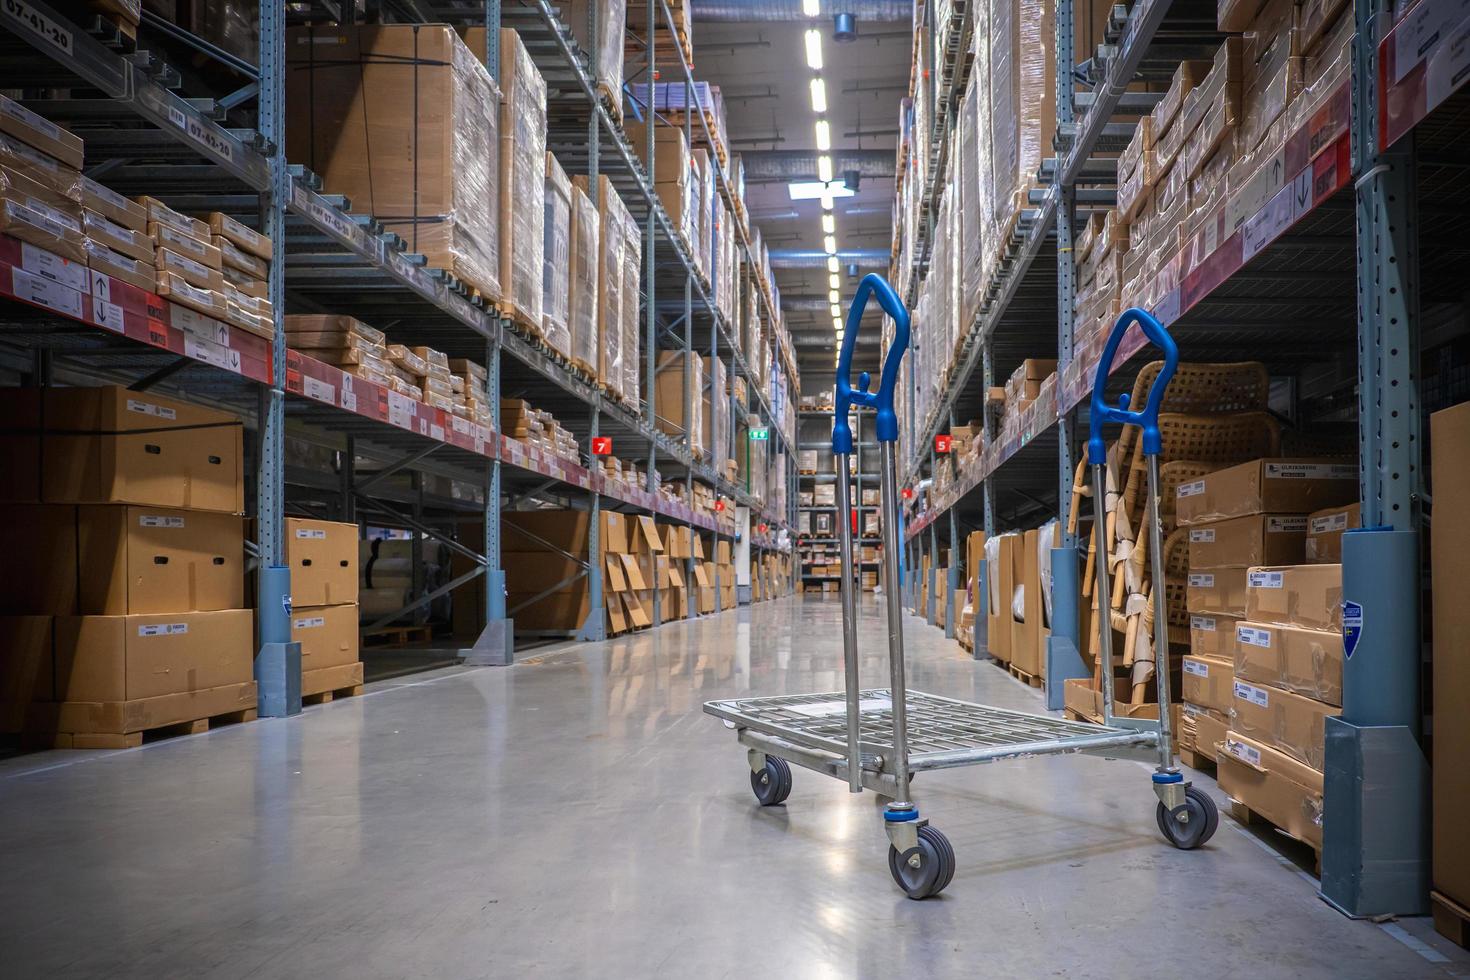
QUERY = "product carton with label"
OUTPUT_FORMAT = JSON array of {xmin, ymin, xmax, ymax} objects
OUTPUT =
[
  {"xmin": 1182, "ymin": 655, "xmax": 1234, "ymax": 713},
  {"xmin": 53, "ymin": 608, "xmax": 254, "ymax": 703},
  {"xmin": 285, "ymin": 517, "xmax": 359, "ymax": 607},
  {"xmin": 1176, "ymin": 458, "xmax": 1357, "ymax": 526},
  {"xmin": 1187, "ymin": 513, "xmax": 1308, "ymax": 568},
  {"xmin": 1186, "ymin": 566, "xmax": 1250, "ymax": 616},
  {"xmin": 1244, "ymin": 563, "xmax": 1342, "ymax": 631},
  {"xmin": 290, "ymin": 603, "xmax": 360, "ymax": 672},
  {"xmin": 77, "ymin": 505, "xmax": 244, "ymax": 615},
  {"xmin": 1234, "ymin": 620, "xmax": 1343, "ymax": 706},
  {"xmin": 1189, "ymin": 612, "xmax": 1242, "ymax": 660},
  {"xmin": 1217, "ymin": 732, "xmax": 1325, "ymax": 848},
  {"xmin": 1305, "ymin": 501, "xmax": 1359, "ymax": 563},
  {"xmin": 1229, "ymin": 676, "xmax": 1340, "ymax": 770}
]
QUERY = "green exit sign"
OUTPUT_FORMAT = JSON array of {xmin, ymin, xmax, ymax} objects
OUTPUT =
[{"xmin": 749, "ymin": 427, "xmax": 770, "ymax": 441}]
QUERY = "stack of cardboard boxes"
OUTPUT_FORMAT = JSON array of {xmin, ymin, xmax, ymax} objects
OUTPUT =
[
  {"xmin": 285, "ymin": 519, "xmax": 363, "ymax": 701},
  {"xmin": 0, "ymin": 386, "xmax": 255, "ymax": 748},
  {"xmin": 1176, "ymin": 457, "xmax": 1358, "ymax": 853},
  {"xmin": 144, "ymin": 198, "xmax": 274, "ymax": 339}
]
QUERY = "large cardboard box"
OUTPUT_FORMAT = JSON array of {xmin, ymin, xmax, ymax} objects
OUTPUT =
[
  {"xmin": 1176, "ymin": 458, "xmax": 1356, "ymax": 526},
  {"xmin": 1181, "ymin": 655, "xmax": 1233, "ymax": 713},
  {"xmin": 1, "ymin": 386, "xmax": 245, "ymax": 513},
  {"xmin": 287, "ymin": 25, "xmax": 502, "ymax": 300},
  {"xmin": 502, "ymin": 510, "xmax": 627, "ymax": 632},
  {"xmin": 1217, "ymin": 731, "xmax": 1325, "ymax": 848},
  {"xmin": 0, "ymin": 93, "xmax": 84, "ymax": 170},
  {"xmin": 1431, "ymin": 401, "xmax": 1470, "ymax": 911},
  {"xmin": 1184, "ymin": 703, "xmax": 1230, "ymax": 758},
  {"xmin": 286, "ymin": 517, "xmax": 359, "ymax": 607},
  {"xmin": 1186, "ymin": 566, "xmax": 1250, "ymax": 616},
  {"xmin": 1305, "ymin": 501, "xmax": 1359, "ymax": 563},
  {"xmin": 78, "ymin": 505, "xmax": 244, "ymax": 615},
  {"xmin": 653, "ymin": 351, "xmax": 706, "ymax": 455},
  {"xmin": 0, "ymin": 616, "xmax": 53, "ymax": 733},
  {"xmin": 291, "ymin": 603, "xmax": 361, "ymax": 672},
  {"xmin": 1187, "ymin": 513, "xmax": 1307, "ymax": 568},
  {"xmin": 1244, "ymin": 563, "xmax": 1342, "ymax": 631},
  {"xmin": 1228, "ymin": 677, "xmax": 1339, "ymax": 770},
  {"xmin": 987, "ymin": 533, "xmax": 1019, "ymax": 663},
  {"xmin": 0, "ymin": 504, "xmax": 78, "ymax": 614},
  {"xmin": 1188, "ymin": 612, "xmax": 1241, "ymax": 660},
  {"xmin": 1234, "ymin": 620, "xmax": 1343, "ymax": 706},
  {"xmin": 53, "ymin": 608, "xmax": 253, "ymax": 703},
  {"xmin": 1010, "ymin": 526, "xmax": 1053, "ymax": 676}
]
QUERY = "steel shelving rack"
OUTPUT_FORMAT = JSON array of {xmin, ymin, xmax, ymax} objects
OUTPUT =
[
  {"xmin": 0, "ymin": 0, "xmax": 799, "ymax": 705},
  {"xmin": 891, "ymin": 0, "xmax": 1470, "ymax": 917}
]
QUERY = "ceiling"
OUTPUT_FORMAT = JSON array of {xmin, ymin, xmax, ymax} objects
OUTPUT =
[{"xmin": 693, "ymin": 13, "xmax": 910, "ymax": 389}]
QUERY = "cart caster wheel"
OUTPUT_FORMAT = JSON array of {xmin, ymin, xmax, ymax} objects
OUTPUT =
[
  {"xmin": 751, "ymin": 757, "xmax": 792, "ymax": 806},
  {"xmin": 1156, "ymin": 785, "xmax": 1219, "ymax": 850},
  {"xmin": 887, "ymin": 824, "xmax": 955, "ymax": 899}
]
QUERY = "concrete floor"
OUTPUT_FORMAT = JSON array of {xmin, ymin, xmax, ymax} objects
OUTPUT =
[{"xmin": 1, "ymin": 595, "xmax": 1464, "ymax": 979}]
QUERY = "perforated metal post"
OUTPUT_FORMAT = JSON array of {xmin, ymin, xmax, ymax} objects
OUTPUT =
[
  {"xmin": 945, "ymin": 410, "xmax": 958, "ymax": 639},
  {"xmin": 252, "ymin": 0, "xmax": 298, "ymax": 717},
  {"xmin": 1321, "ymin": 0, "xmax": 1429, "ymax": 915},
  {"xmin": 577, "ymin": 15, "xmax": 606, "ymax": 644},
  {"xmin": 981, "ymin": 342, "xmax": 996, "ymax": 537}
]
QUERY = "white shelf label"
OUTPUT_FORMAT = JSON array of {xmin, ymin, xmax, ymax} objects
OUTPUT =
[
  {"xmin": 1248, "ymin": 570, "xmax": 1284, "ymax": 589},
  {"xmin": 12, "ymin": 266, "xmax": 81, "ymax": 318},
  {"xmin": 1241, "ymin": 180, "xmax": 1295, "ymax": 262},
  {"xmin": 21, "ymin": 241, "xmax": 87, "ymax": 293},
  {"xmin": 2, "ymin": 1, "xmax": 74, "ymax": 56},
  {"xmin": 387, "ymin": 391, "xmax": 415, "ymax": 429},
  {"xmin": 138, "ymin": 623, "xmax": 188, "ymax": 637},
  {"xmin": 429, "ymin": 423, "xmax": 445, "ymax": 442},
  {"xmin": 139, "ymin": 515, "xmax": 185, "ymax": 528},
  {"xmin": 172, "ymin": 305, "xmax": 229, "ymax": 344},
  {"xmin": 1234, "ymin": 680, "xmax": 1270, "ymax": 707},
  {"xmin": 184, "ymin": 336, "xmax": 242, "ymax": 374},
  {"xmin": 184, "ymin": 115, "xmax": 234, "ymax": 162},
  {"xmin": 339, "ymin": 376, "xmax": 357, "ymax": 413},
  {"xmin": 303, "ymin": 375, "xmax": 334, "ymax": 404},
  {"xmin": 92, "ymin": 295, "xmax": 124, "ymax": 333}
]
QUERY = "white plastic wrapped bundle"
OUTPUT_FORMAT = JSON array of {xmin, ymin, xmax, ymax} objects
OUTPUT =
[
  {"xmin": 564, "ymin": 1, "xmax": 625, "ymax": 107},
  {"xmin": 1017, "ymin": 0, "xmax": 1055, "ymax": 197},
  {"xmin": 620, "ymin": 206, "xmax": 642, "ymax": 407},
  {"xmin": 574, "ymin": 174, "xmax": 626, "ymax": 398},
  {"xmin": 959, "ymin": 69, "xmax": 982, "ymax": 329},
  {"xmin": 286, "ymin": 25, "xmax": 502, "ymax": 301},
  {"xmin": 988, "ymin": 0, "xmax": 1019, "ymax": 240},
  {"xmin": 499, "ymin": 28, "xmax": 548, "ymax": 324},
  {"xmin": 542, "ymin": 152, "xmax": 572, "ymax": 359},
  {"xmin": 568, "ymin": 180, "xmax": 600, "ymax": 374}
]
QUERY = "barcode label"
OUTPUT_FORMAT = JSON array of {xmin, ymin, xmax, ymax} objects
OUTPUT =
[
  {"xmin": 1189, "ymin": 573, "xmax": 1215, "ymax": 587},
  {"xmin": 1311, "ymin": 511, "xmax": 1350, "ymax": 533},
  {"xmin": 1234, "ymin": 680, "xmax": 1270, "ymax": 707},
  {"xmin": 139, "ymin": 515, "xmax": 185, "ymax": 528},
  {"xmin": 1237, "ymin": 625, "xmax": 1273, "ymax": 648},
  {"xmin": 293, "ymin": 616, "xmax": 326, "ymax": 629},
  {"xmin": 1249, "ymin": 570, "xmax": 1284, "ymax": 589},
  {"xmin": 138, "ymin": 623, "xmax": 188, "ymax": 636},
  {"xmin": 1190, "ymin": 529, "xmax": 1215, "ymax": 542},
  {"xmin": 126, "ymin": 399, "xmax": 177, "ymax": 420},
  {"xmin": 1266, "ymin": 516, "xmax": 1308, "ymax": 532},
  {"xmin": 1226, "ymin": 738, "xmax": 1261, "ymax": 767},
  {"xmin": 1190, "ymin": 615, "xmax": 1216, "ymax": 631},
  {"xmin": 1183, "ymin": 659, "xmax": 1209, "ymax": 677},
  {"xmin": 1177, "ymin": 480, "xmax": 1206, "ymax": 498},
  {"xmin": 1264, "ymin": 462, "xmax": 1356, "ymax": 480},
  {"xmin": 295, "ymin": 528, "xmax": 327, "ymax": 539}
]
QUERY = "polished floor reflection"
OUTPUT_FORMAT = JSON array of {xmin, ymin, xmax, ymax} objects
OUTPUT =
[{"xmin": 0, "ymin": 595, "xmax": 1459, "ymax": 978}]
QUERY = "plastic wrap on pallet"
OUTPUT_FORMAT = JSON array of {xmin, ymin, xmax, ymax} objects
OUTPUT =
[
  {"xmin": 620, "ymin": 205, "xmax": 642, "ymax": 407},
  {"xmin": 704, "ymin": 355, "xmax": 728, "ymax": 468},
  {"xmin": 568, "ymin": 179, "xmax": 600, "ymax": 374},
  {"xmin": 498, "ymin": 28, "xmax": 547, "ymax": 325},
  {"xmin": 563, "ymin": 1, "xmax": 626, "ymax": 110},
  {"xmin": 1017, "ymin": 0, "xmax": 1055, "ymax": 204},
  {"xmin": 542, "ymin": 152, "xmax": 573, "ymax": 359},
  {"xmin": 287, "ymin": 25, "xmax": 502, "ymax": 302},
  {"xmin": 988, "ymin": 0, "xmax": 1019, "ymax": 240},
  {"xmin": 573, "ymin": 174, "xmax": 625, "ymax": 398}
]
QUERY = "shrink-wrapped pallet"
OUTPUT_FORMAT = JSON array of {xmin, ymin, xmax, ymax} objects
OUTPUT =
[
  {"xmin": 287, "ymin": 25, "xmax": 500, "ymax": 301},
  {"xmin": 620, "ymin": 206, "xmax": 643, "ymax": 407},
  {"xmin": 497, "ymin": 29, "xmax": 548, "ymax": 326},
  {"xmin": 573, "ymin": 175, "xmax": 628, "ymax": 400},
  {"xmin": 568, "ymin": 179, "xmax": 600, "ymax": 375},
  {"xmin": 542, "ymin": 152, "xmax": 573, "ymax": 359},
  {"xmin": 563, "ymin": 1, "xmax": 626, "ymax": 110}
]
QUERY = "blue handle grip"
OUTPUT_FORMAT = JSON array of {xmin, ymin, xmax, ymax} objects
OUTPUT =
[
  {"xmin": 833, "ymin": 273, "xmax": 911, "ymax": 453},
  {"xmin": 1086, "ymin": 307, "xmax": 1179, "ymax": 465}
]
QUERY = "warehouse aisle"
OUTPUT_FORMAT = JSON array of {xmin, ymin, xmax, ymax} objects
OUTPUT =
[{"xmin": 0, "ymin": 596, "xmax": 1458, "ymax": 979}]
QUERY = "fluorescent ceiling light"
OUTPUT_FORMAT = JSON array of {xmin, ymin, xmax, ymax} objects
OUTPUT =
[
  {"xmin": 830, "ymin": 303, "xmax": 841, "ymax": 317},
  {"xmin": 829, "ymin": 273, "xmax": 840, "ymax": 289},
  {"xmin": 823, "ymin": 235, "xmax": 837, "ymax": 254},
  {"xmin": 822, "ymin": 213, "xmax": 835, "ymax": 234},
  {"xmin": 827, "ymin": 255, "xmax": 840, "ymax": 273},
  {"xmin": 803, "ymin": 0, "xmax": 821, "ymax": 16},
  {"xmin": 828, "ymin": 289, "xmax": 840, "ymax": 303},
  {"xmin": 817, "ymin": 155, "xmax": 834, "ymax": 183},
  {"xmin": 815, "ymin": 119, "xmax": 831, "ymax": 151},
  {"xmin": 805, "ymin": 29, "xmax": 823, "ymax": 70},
  {"xmin": 809, "ymin": 78, "xmax": 827, "ymax": 113},
  {"xmin": 832, "ymin": 317, "xmax": 842, "ymax": 331},
  {"xmin": 787, "ymin": 180, "xmax": 856, "ymax": 201}
]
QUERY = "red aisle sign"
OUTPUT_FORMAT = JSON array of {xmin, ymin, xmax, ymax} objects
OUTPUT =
[
  {"xmin": 935, "ymin": 434, "xmax": 952, "ymax": 453},
  {"xmin": 591, "ymin": 436, "xmax": 612, "ymax": 455},
  {"xmin": 714, "ymin": 499, "xmax": 726, "ymax": 512},
  {"xmin": 902, "ymin": 487, "xmax": 914, "ymax": 500}
]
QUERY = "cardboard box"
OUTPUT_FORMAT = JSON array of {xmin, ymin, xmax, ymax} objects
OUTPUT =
[
  {"xmin": 1305, "ymin": 501, "xmax": 1359, "ymax": 563},
  {"xmin": 986, "ymin": 533, "xmax": 1019, "ymax": 663},
  {"xmin": 1189, "ymin": 612, "xmax": 1241, "ymax": 660},
  {"xmin": 207, "ymin": 211, "xmax": 272, "ymax": 262},
  {"xmin": 1181, "ymin": 655, "xmax": 1233, "ymax": 714},
  {"xmin": 0, "ymin": 94, "xmax": 84, "ymax": 170},
  {"xmin": 81, "ymin": 176, "xmax": 146, "ymax": 232},
  {"xmin": 0, "ymin": 616, "xmax": 53, "ymax": 732},
  {"xmin": 1229, "ymin": 677, "xmax": 1339, "ymax": 770},
  {"xmin": 35, "ymin": 386, "xmax": 244, "ymax": 513},
  {"xmin": 286, "ymin": 518, "xmax": 359, "ymax": 607},
  {"xmin": 1176, "ymin": 458, "xmax": 1357, "ymax": 526},
  {"xmin": 150, "ymin": 220, "xmax": 221, "ymax": 269},
  {"xmin": 1244, "ymin": 563, "xmax": 1342, "ymax": 631},
  {"xmin": 155, "ymin": 245, "xmax": 224, "ymax": 291},
  {"xmin": 1187, "ymin": 513, "xmax": 1308, "ymax": 568},
  {"xmin": 1186, "ymin": 566, "xmax": 1250, "ymax": 616},
  {"xmin": 53, "ymin": 608, "xmax": 253, "ymax": 703},
  {"xmin": 0, "ymin": 505, "xmax": 78, "ymax": 614},
  {"xmin": 0, "ymin": 194, "xmax": 87, "ymax": 263},
  {"xmin": 290, "ymin": 603, "xmax": 360, "ymax": 671},
  {"xmin": 1432, "ymin": 400, "xmax": 1470, "ymax": 909},
  {"xmin": 1189, "ymin": 703, "xmax": 1230, "ymax": 758},
  {"xmin": 1217, "ymin": 731, "xmax": 1325, "ymax": 848},
  {"xmin": 1234, "ymin": 620, "xmax": 1343, "ymax": 706},
  {"xmin": 78, "ymin": 505, "xmax": 244, "ymax": 615}
]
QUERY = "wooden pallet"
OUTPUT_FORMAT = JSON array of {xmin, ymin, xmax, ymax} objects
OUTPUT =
[
  {"xmin": 1432, "ymin": 890, "xmax": 1470, "ymax": 950},
  {"xmin": 43, "ymin": 706, "xmax": 257, "ymax": 751},
  {"xmin": 302, "ymin": 662, "xmax": 365, "ymax": 706},
  {"xmin": 1229, "ymin": 799, "xmax": 1322, "ymax": 874},
  {"xmin": 1178, "ymin": 745, "xmax": 1218, "ymax": 775},
  {"xmin": 362, "ymin": 624, "xmax": 434, "ymax": 648},
  {"xmin": 1008, "ymin": 663, "xmax": 1043, "ymax": 689}
]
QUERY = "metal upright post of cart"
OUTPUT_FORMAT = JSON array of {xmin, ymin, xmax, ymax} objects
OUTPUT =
[
  {"xmin": 253, "ymin": 0, "xmax": 299, "ymax": 717},
  {"xmin": 1044, "ymin": 0, "xmax": 1088, "ymax": 710},
  {"xmin": 1319, "ymin": 0, "xmax": 1430, "ymax": 916}
]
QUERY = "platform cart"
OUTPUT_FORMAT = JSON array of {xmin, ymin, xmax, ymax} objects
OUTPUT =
[{"xmin": 704, "ymin": 281, "xmax": 1218, "ymax": 899}]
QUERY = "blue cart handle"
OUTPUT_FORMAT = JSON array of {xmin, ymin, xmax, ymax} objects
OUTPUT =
[
  {"xmin": 833, "ymin": 273, "xmax": 911, "ymax": 453},
  {"xmin": 1086, "ymin": 307, "xmax": 1178, "ymax": 465}
]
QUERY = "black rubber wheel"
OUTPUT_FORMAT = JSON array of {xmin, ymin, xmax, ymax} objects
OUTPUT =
[
  {"xmin": 887, "ymin": 824, "xmax": 955, "ymax": 899},
  {"xmin": 751, "ymin": 756, "xmax": 792, "ymax": 806},
  {"xmin": 1156, "ymin": 785, "xmax": 1219, "ymax": 849}
]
